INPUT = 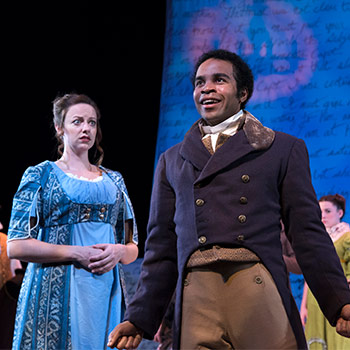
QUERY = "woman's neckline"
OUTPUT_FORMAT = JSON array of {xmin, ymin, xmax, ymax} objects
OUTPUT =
[{"xmin": 52, "ymin": 161, "xmax": 103, "ymax": 182}]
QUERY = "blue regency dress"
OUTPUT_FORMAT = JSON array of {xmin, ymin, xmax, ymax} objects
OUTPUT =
[{"xmin": 8, "ymin": 161, "xmax": 138, "ymax": 350}]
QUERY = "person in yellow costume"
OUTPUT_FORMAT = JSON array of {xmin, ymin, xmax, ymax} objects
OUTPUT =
[{"xmin": 300, "ymin": 193, "xmax": 350, "ymax": 349}]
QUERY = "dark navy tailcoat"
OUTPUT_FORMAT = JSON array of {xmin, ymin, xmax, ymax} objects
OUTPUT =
[{"xmin": 126, "ymin": 112, "xmax": 350, "ymax": 349}]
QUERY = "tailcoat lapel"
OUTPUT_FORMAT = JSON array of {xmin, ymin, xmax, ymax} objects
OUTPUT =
[
  {"xmin": 179, "ymin": 111, "xmax": 275, "ymax": 183},
  {"xmin": 179, "ymin": 122, "xmax": 211, "ymax": 171},
  {"xmin": 195, "ymin": 130, "xmax": 254, "ymax": 183}
]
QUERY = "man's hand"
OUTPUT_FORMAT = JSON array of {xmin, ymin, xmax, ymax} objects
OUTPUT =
[
  {"xmin": 108, "ymin": 321, "xmax": 144, "ymax": 349},
  {"xmin": 336, "ymin": 304, "xmax": 350, "ymax": 338}
]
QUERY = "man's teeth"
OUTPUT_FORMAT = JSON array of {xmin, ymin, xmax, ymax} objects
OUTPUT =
[{"xmin": 202, "ymin": 99, "xmax": 219, "ymax": 105}]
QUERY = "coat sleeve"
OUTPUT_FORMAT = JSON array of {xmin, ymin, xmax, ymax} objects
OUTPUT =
[
  {"xmin": 124, "ymin": 153, "xmax": 178, "ymax": 339},
  {"xmin": 280, "ymin": 138, "xmax": 350, "ymax": 326},
  {"xmin": 7, "ymin": 166, "xmax": 42, "ymax": 241}
]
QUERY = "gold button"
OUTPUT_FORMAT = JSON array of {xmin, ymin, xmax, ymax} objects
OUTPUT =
[
  {"xmin": 238, "ymin": 215, "xmax": 246, "ymax": 223},
  {"xmin": 255, "ymin": 276, "xmax": 263, "ymax": 284},
  {"xmin": 84, "ymin": 213, "xmax": 91, "ymax": 220},
  {"xmin": 241, "ymin": 175, "xmax": 250, "ymax": 183},
  {"xmin": 100, "ymin": 207, "xmax": 106, "ymax": 213},
  {"xmin": 99, "ymin": 214, "xmax": 105, "ymax": 220},
  {"xmin": 237, "ymin": 234, "xmax": 245, "ymax": 242},
  {"xmin": 195, "ymin": 199, "xmax": 205, "ymax": 206},
  {"xmin": 198, "ymin": 236, "xmax": 207, "ymax": 244},
  {"xmin": 240, "ymin": 196, "xmax": 248, "ymax": 204}
]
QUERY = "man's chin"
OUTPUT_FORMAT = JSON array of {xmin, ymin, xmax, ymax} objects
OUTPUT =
[{"xmin": 201, "ymin": 114, "xmax": 228, "ymax": 126}]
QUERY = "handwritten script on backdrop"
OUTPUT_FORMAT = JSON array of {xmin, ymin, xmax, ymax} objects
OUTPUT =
[{"xmin": 157, "ymin": 0, "xmax": 350, "ymax": 220}]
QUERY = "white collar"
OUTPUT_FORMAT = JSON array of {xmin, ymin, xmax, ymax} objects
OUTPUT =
[
  {"xmin": 327, "ymin": 222, "xmax": 350, "ymax": 242},
  {"xmin": 201, "ymin": 110, "xmax": 243, "ymax": 135}
]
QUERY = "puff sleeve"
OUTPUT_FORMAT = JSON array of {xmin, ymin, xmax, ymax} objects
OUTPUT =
[{"xmin": 7, "ymin": 166, "xmax": 42, "ymax": 241}]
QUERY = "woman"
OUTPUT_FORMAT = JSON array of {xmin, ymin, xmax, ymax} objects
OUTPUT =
[
  {"xmin": 300, "ymin": 194, "xmax": 350, "ymax": 349},
  {"xmin": 7, "ymin": 93, "xmax": 138, "ymax": 350}
]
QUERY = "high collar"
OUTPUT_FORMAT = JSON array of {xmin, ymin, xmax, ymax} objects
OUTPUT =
[
  {"xmin": 200, "ymin": 110, "xmax": 244, "ymax": 136},
  {"xmin": 179, "ymin": 111, "xmax": 275, "ymax": 183},
  {"xmin": 241, "ymin": 111, "xmax": 275, "ymax": 150}
]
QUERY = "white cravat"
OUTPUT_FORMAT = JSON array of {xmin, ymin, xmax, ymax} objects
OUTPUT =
[{"xmin": 201, "ymin": 110, "xmax": 243, "ymax": 151}]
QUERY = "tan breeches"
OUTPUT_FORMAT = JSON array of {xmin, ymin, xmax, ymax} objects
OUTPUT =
[{"xmin": 180, "ymin": 262, "xmax": 297, "ymax": 350}]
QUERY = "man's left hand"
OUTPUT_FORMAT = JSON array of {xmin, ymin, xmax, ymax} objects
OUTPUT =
[{"xmin": 336, "ymin": 304, "xmax": 350, "ymax": 337}]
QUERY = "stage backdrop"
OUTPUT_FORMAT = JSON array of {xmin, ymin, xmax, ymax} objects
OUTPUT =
[{"xmin": 155, "ymin": 0, "xmax": 350, "ymax": 308}]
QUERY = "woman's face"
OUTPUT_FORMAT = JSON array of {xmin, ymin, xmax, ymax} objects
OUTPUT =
[
  {"xmin": 319, "ymin": 201, "xmax": 343, "ymax": 229},
  {"xmin": 57, "ymin": 103, "xmax": 98, "ymax": 154}
]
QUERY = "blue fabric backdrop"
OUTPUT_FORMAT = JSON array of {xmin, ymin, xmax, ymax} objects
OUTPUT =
[{"xmin": 156, "ymin": 0, "xmax": 350, "ymax": 308}]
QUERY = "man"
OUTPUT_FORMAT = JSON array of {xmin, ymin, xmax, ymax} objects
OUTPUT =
[{"xmin": 108, "ymin": 49, "xmax": 350, "ymax": 349}]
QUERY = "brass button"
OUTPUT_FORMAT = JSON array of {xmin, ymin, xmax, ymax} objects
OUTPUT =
[
  {"xmin": 241, "ymin": 174, "xmax": 250, "ymax": 183},
  {"xmin": 240, "ymin": 196, "xmax": 248, "ymax": 204},
  {"xmin": 99, "ymin": 214, "xmax": 105, "ymax": 220},
  {"xmin": 237, "ymin": 234, "xmax": 245, "ymax": 242},
  {"xmin": 255, "ymin": 276, "xmax": 263, "ymax": 284},
  {"xmin": 184, "ymin": 279, "xmax": 189, "ymax": 286},
  {"xmin": 100, "ymin": 207, "xmax": 106, "ymax": 213},
  {"xmin": 195, "ymin": 199, "xmax": 205, "ymax": 206},
  {"xmin": 238, "ymin": 214, "xmax": 247, "ymax": 223},
  {"xmin": 198, "ymin": 236, "xmax": 207, "ymax": 244},
  {"xmin": 84, "ymin": 213, "xmax": 91, "ymax": 220}
]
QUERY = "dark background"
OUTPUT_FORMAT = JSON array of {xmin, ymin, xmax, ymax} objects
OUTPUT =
[{"xmin": 1, "ymin": 2, "xmax": 167, "ymax": 257}]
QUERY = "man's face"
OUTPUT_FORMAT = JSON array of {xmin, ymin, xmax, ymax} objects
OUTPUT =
[{"xmin": 193, "ymin": 58, "xmax": 247, "ymax": 126}]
